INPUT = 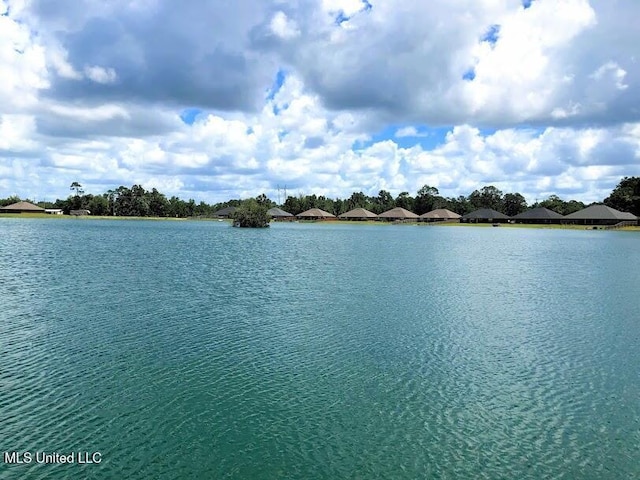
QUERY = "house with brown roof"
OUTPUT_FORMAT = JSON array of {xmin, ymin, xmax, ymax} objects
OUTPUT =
[
  {"xmin": 297, "ymin": 208, "xmax": 336, "ymax": 220},
  {"xmin": 0, "ymin": 201, "xmax": 45, "ymax": 214},
  {"xmin": 378, "ymin": 207, "xmax": 419, "ymax": 222},
  {"xmin": 267, "ymin": 207, "xmax": 294, "ymax": 220},
  {"xmin": 338, "ymin": 208, "xmax": 378, "ymax": 220},
  {"xmin": 420, "ymin": 208, "xmax": 461, "ymax": 222}
]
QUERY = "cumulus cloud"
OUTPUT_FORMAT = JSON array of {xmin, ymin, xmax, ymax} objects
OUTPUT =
[
  {"xmin": 1, "ymin": 0, "xmax": 639, "ymax": 206},
  {"xmin": 83, "ymin": 65, "xmax": 117, "ymax": 84}
]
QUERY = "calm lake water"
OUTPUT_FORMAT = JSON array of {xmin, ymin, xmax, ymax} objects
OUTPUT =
[{"xmin": 1, "ymin": 218, "xmax": 639, "ymax": 479}]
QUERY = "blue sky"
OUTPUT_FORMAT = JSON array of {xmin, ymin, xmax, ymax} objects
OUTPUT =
[{"xmin": 0, "ymin": 0, "xmax": 639, "ymax": 204}]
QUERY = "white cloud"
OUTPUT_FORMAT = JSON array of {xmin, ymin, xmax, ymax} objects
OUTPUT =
[
  {"xmin": 47, "ymin": 103, "xmax": 130, "ymax": 121},
  {"xmin": 270, "ymin": 11, "xmax": 300, "ymax": 39},
  {"xmin": 83, "ymin": 65, "xmax": 118, "ymax": 84},
  {"xmin": 395, "ymin": 126, "xmax": 429, "ymax": 138},
  {"xmin": 0, "ymin": 114, "xmax": 38, "ymax": 152},
  {"xmin": 590, "ymin": 62, "xmax": 628, "ymax": 90},
  {"xmin": 0, "ymin": 0, "xmax": 639, "ymax": 207},
  {"xmin": 0, "ymin": 9, "xmax": 49, "ymax": 111}
]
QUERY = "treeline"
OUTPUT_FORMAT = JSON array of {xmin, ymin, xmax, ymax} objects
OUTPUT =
[
  {"xmin": 281, "ymin": 186, "xmax": 587, "ymax": 217},
  {"xmin": 0, "ymin": 185, "xmax": 274, "ymax": 218},
  {"xmin": 2, "ymin": 177, "xmax": 639, "ymax": 218},
  {"xmin": 282, "ymin": 177, "xmax": 640, "ymax": 216}
]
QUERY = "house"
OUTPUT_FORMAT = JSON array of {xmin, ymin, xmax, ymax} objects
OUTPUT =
[
  {"xmin": 338, "ymin": 208, "xmax": 378, "ymax": 220},
  {"xmin": 44, "ymin": 209, "xmax": 64, "ymax": 215},
  {"xmin": 212, "ymin": 206, "xmax": 237, "ymax": 218},
  {"xmin": 563, "ymin": 204, "xmax": 637, "ymax": 226},
  {"xmin": 70, "ymin": 209, "xmax": 91, "ymax": 216},
  {"xmin": 267, "ymin": 207, "xmax": 294, "ymax": 220},
  {"xmin": 420, "ymin": 208, "xmax": 461, "ymax": 222},
  {"xmin": 378, "ymin": 207, "xmax": 419, "ymax": 222},
  {"xmin": 461, "ymin": 208, "xmax": 509, "ymax": 223},
  {"xmin": 511, "ymin": 207, "xmax": 564, "ymax": 224},
  {"xmin": 297, "ymin": 208, "xmax": 336, "ymax": 220},
  {"xmin": 0, "ymin": 201, "xmax": 45, "ymax": 214}
]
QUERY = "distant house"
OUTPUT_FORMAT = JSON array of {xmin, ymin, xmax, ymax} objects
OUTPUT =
[
  {"xmin": 420, "ymin": 208, "xmax": 461, "ymax": 222},
  {"xmin": 212, "ymin": 206, "xmax": 237, "ymax": 218},
  {"xmin": 0, "ymin": 201, "xmax": 45, "ymax": 214},
  {"xmin": 44, "ymin": 209, "xmax": 64, "ymax": 215},
  {"xmin": 338, "ymin": 208, "xmax": 378, "ymax": 220},
  {"xmin": 461, "ymin": 208, "xmax": 509, "ymax": 223},
  {"xmin": 563, "ymin": 204, "xmax": 637, "ymax": 226},
  {"xmin": 511, "ymin": 207, "xmax": 564, "ymax": 224},
  {"xmin": 378, "ymin": 207, "xmax": 419, "ymax": 222},
  {"xmin": 267, "ymin": 207, "xmax": 294, "ymax": 220},
  {"xmin": 70, "ymin": 209, "xmax": 91, "ymax": 216},
  {"xmin": 297, "ymin": 208, "xmax": 336, "ymax": 220}
]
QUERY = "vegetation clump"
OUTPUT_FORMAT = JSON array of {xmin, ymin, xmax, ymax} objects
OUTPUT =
[{"xmin": 231, "ymin": 199, "xmax": 270, "ymax": 228}]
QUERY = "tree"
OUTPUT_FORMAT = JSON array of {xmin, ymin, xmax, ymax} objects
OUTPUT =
[
  {"xmin": 395, "ymin": 192, "xmax": 415, "ymax": 212},
  {"xmin": 255, "ymin": 193, "xmax": 275, "ymax": 208},
  {"xmin": 503, "ymin": 193, "xmax": 527, "ymax": 217},
  {"xmin": 535, "ymin": 195, "xmax": 584, "ymax": 216},
  {"xmin": 604, "ymin": 176, "xmax": 640, "ymax": 216},
  {"xmin": 232, "ymin": 199, "xmax": 270, "ymax": 227},
  {"xmin": 87, "ymin": 195, "xmax": 109, "ymax": 216},
  {"xmin": 372, "ymin": 190, "xmax": 394, "ymax": 214},
  {"xmin": 346, "ymin": 192, "xmax": 368, "ymax": 210},
  {"xmin": 468, "ymin": 186, "xmax": 504, "ymax": 211},
  {"xmin": 448, "ymin": 195, "xmax": 473, "ymax": 215},
  {"xmin": 414, "ymin": 185, "xmax": 440, "ymax": 215},
  {"xmin": 0, "ymin": 195, "xmax": 21, "ymax": 207},
  {"xmin": 148, "ymin": 188, "xmax": 168, "ymax": 217},
  {"xmin": 283, "ymin": 196, "xmax": 303, "ymax": 215},
  {"xmin": 70, "ymin": 182, "xmax": 84, "ymax": 196}
]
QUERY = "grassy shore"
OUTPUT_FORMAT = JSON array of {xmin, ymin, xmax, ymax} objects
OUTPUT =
[{"xmin": 2, "ymin": 213, "xmax": 639, "ymax": 231}]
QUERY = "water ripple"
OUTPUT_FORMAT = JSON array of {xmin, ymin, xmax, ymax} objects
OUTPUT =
[{"xmin": 0, "ymin": 220, "xmax": 639, "ymax": 479}]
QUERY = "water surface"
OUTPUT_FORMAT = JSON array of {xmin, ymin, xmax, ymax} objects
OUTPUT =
[{"xmin": 1, "ymin": 219, "xmax": 639, "ymax": 479}]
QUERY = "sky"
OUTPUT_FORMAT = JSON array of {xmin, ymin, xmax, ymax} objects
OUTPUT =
[{"xmin": 1, "ymin": 0, "xmax": 639, "ymax": 205}]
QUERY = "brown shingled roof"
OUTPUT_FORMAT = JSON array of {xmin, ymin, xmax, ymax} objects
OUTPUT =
[
  {"xmin": 420, "ymin": 208, "xmax": 461, "ymax": 219},
  {"xmin": 378, "ymin": 207, "xmax": 419, "ymax": 219},
  {"xmin": 297, "ymin": 208, "xmax": 336, "ymax": 218},
  {"xmin": 0, "ymin": 201, "xmax": 45, "ymax": 212},
  {"xmin": 338, "ymin": 208, "xmax": 378, "ymax": 219}
]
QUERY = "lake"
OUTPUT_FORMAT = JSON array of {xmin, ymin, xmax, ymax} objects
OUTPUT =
[{"xmin": 1, "ymin": 218, "xmax": 639, "ymax": 479}]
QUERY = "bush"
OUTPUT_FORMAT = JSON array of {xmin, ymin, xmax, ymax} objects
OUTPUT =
[{"xmin": 231, "ymin": 200, "xmax": 270, "ymax": 228}]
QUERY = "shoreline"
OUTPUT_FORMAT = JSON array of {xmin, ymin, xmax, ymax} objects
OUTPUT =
[{"xmin": 2, "ymin": 213, "xmax": 639, "ymax": 231}]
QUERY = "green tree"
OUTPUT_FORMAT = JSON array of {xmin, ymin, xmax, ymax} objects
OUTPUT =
[
  {"xmin": 373, "ymin": 190, "xmax": 394, "ymax": 214},
  {"xmin": 563, "ymin": 200, "xmax": 585, "ymax": 215},
  {"xmin": 448, "ymin": 195, "xmax": 473, "ymax": 215},
  {"xmin": 88, "ymin": 195, "xmax": 109, "ymax": 216},
  {"xmin": 232, "ymin": 199, "xmax": 270, "ymax": 227},
  {"xmin": 255, "ymin": 193, "xmax": 275, "ymax": 208},
  {"xmin": 395, "ymin": 192, "xmax": 415, "ymax": 212},
  {"xmin": 604, "ymin": 176, "xmax": 640, "ymax": 216},
  {"xmin": 346, "ymin": 192, "xmax": 368, "ymax": 210},
  {"xmin": 468, "ymin": 186, "xmax": 504, "ymax": 211},
  {"xmin": 283, "ymin": 195, "xmax": 303, "ymax": 215},
  {"xmin": 414, "ymin": 185, "xmax": 440, "ymax": 214},
  {"xmin": 0, "ymin": 195, "xmax": 21, "ymax": 207},
  {"xmin": 503, "ymin": 192, "xmax": 527, "ymax": 217},
  {"xmin": 70, "ymin": 181, "xmax": 84, "ymax": 196},
  {"xmin": 148, "ymin": 188, "xmax": 168, "ymax": 217},
  {"xmin": 535, "ymin": 195, "xmax": 584, "ymax": 216}
]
